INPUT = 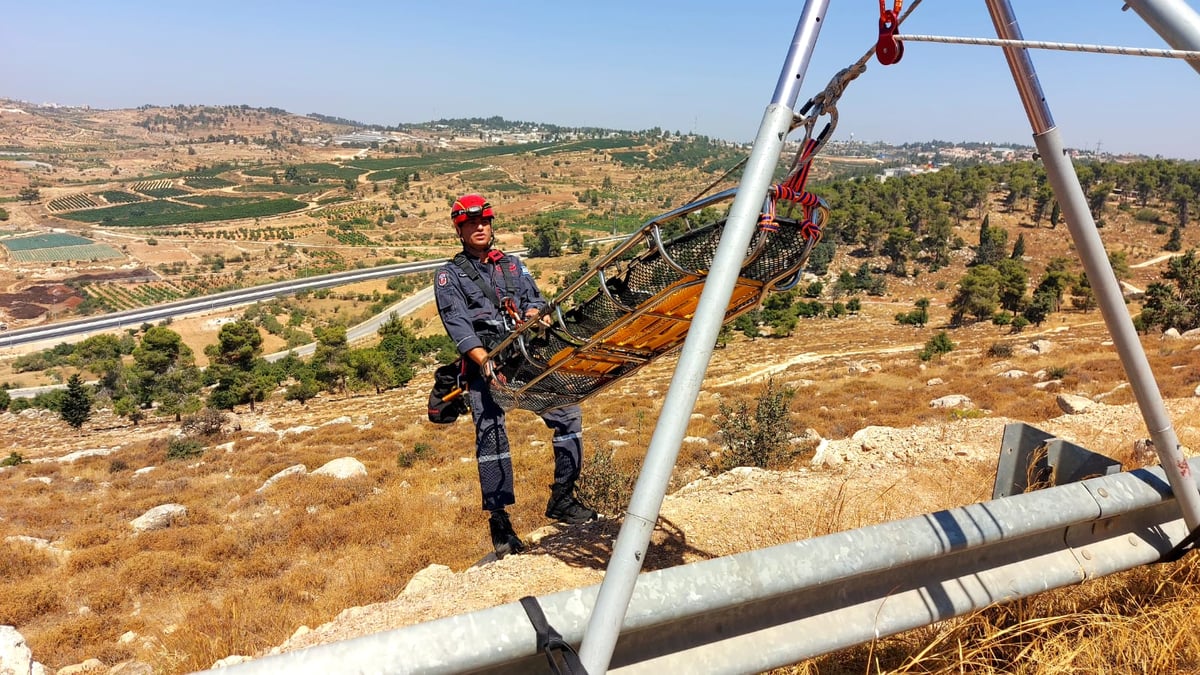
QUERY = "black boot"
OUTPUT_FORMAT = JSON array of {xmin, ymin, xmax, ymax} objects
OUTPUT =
[
  {"xmin": 545, "ymin": 483, "xmax": 598, "ymax": 525},
  {"xmin": 488, "ymin": 509, "xmax": 525, "ymax": 559}
]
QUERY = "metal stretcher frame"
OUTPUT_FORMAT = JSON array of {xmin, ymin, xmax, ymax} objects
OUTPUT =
[{"xmin": 485, "ymin": 186, "xmax": 826, "ymax": 414}]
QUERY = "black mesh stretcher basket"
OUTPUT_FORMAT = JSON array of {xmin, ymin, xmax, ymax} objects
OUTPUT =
[{"xmin": 485, "ymin": 187, "xmax": 826, "ymax": 414}]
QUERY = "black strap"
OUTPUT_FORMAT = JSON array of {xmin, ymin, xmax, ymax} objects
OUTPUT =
[
  {"xmin": 453, "ymin": 251, "xmax": 518, "ymax": 309},
  {"xmin": 519, "ymin": 596, "xmax": 588, "ymax": 675},
  {"xmin": 1155, "ymin": 524, "xmax": 1200, "ymax": 564}
]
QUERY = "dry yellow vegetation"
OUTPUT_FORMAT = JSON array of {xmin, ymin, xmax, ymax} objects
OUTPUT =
[{"xmin": 3, "ymin": 104, "xmax": 1200, "ymax": 674}]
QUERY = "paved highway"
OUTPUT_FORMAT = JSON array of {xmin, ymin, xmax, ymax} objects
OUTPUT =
[
  {"xmin": 0, "ymin": 255, "xmax": 473, "ymax": 351},
  {"xmin": 1, "ymin": 234, "xmax": 629, "ymax": 396}
]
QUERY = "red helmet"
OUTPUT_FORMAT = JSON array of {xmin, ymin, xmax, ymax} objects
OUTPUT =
[{"xmin": 450, "ymin": 194, "xmax": 494, "ymax": 225}]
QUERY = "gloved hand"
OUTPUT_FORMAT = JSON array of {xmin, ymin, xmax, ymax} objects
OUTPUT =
[
  {"xmin": 524, "ymin": 307, "xmax": 553, "ymax": 329},
  {"xmin": 481, "ymin": 359, "xmax": 507, "ymax": 386}
]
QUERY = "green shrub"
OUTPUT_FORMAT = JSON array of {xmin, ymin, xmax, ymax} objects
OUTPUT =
[
  {"xmin": 714, "ymin": 378, "xmax": 796, "ymax": 471},
  {"xmin": 166, "ymin": 438, "xmax": 205, "ymax": 460},
  {"xmin": 576, "ymin": 448, "xmax": 638, "ymax": 516},
  {"xmin": 181, "ymin": 408, "xmax": 226, "ymax": 437},
  {"xmin": 987, "ymin": 342, "xmax": 1014, "ymax": 358},
  {"xmin": 1, "ymin": 451, "xmax": 25, "ymax": 467},
  {"xmin": 1047, "ymin": 365, "xmax": 1069, "ymax": 379},
  {"xmin": 1134, "ymin": 208, "xmax": 1159, "ymax": 223},
  {"xmin": 919, "ymin": 332, "xmax": 954, "ymax": 362},
  {"xmin": 397, "ymin": 442, "xmax": 431, "ymax": 468}
]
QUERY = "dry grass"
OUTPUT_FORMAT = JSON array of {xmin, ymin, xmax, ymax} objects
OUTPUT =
[
  {"xmin": 4, "ymin": 124, "xmax": 1200, "ymax": 672},
  {"xmin": 3, "ymin": 318, "xmax": 1199, "ymax": 672},
  {"xmin": 775, "ymin": 556, "xmax": 1200, "ymax": 674}
]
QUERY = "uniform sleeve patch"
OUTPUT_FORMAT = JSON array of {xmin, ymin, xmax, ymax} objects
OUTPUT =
[{"xmin": 436, "ymin": 270, "xmax": 448, "ymax": 287}]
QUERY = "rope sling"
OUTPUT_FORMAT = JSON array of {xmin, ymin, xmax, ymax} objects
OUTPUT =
[{"xmin": 460, "ymin": 1, "xmax": 929, "ymax": 415}]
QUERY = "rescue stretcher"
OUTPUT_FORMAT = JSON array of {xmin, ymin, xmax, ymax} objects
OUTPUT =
[{"xmin": 485, "ymin": 186, "xmax": 827, "ymax": 414}]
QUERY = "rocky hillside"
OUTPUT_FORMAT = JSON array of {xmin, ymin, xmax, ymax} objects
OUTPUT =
[{"xmin": 4, "ymin": 320, "xmax": 1200, "ymax": 673}]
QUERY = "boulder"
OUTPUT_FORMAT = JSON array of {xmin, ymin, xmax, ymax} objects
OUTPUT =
[
  {"xmin": 59, "ymin": 448, "xmax": 115, "ymax": 463},
  {"xmin": 402, "ymin": 564, "xmax": 453, "ymax": 596},
  {"xmin": 131, "ymin": 504, "xmax": 187, "ymax": 532},
  {"xmin": 56, "ymin": 659, "xmax": 106, "ymax": 674},
  {"xmin": 312, "ymin": 457, "xmax": 367, "ymax": 480},
  {"xmin": 1056, "ymin": 393, "xmax": 1095, "ymax": 415},
  {"xmin": 0, "ymin": 625, "xmax": 47, "ymax": 675},
  {"xmin": 257, "ymin": 464, "xmax": 307, "ymax": 492},
  {"xmin": 930, "ymin": 394, "xmax": 973, "ymax": 409}
]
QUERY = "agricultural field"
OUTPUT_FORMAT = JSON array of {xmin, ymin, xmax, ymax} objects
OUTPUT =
[
  {"xmin": 326, "ymin": 223, "xmax": 377, "ymax": 246},
  {"xmin": 177, "ymin": 194, "xmax": 263, "ymax": 208},
  {"xmin": 1, "ymin": 233, "xmax": 97, "ymax": 250},
  {"xmin": 236, "ymin": 183, "xmax": 333, "ymax": 195},
  {"xmin": 243, "ymin": 162, "xmax": 365, "ymax": 182},
  {"xmin": 57, "ymin": 197, "xmax": 306, "ymax": 227},
  {"xmin": 8, "ymin": 244, "xmax": 123, "ymax": 262},
  {"xmin": 0, "ymin": 232, "xmax": 123, "ymax": 262},
  {"xmin": 80, "ymin": 280, "xmax": 187, "ymax": 312},
  {"xmin": 131, "ymin": 179, "xmax": 174, "ymax": 192},
  {"xmin": 46, "ymin": 194, "xmax": 99, "ymax": 212},
  {"xmin": 135, "ymin": 187, "xmax": 190, "ymax": 199},
  {"xmin": 182, "ymin": 175, "xmax": 236, "ymax": 189},
  {"xmin": 96, "ymin": 190, "xmax": 145, "ymax": 205}
]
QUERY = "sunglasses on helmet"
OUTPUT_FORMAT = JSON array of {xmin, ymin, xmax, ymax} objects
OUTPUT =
[{"xmin": 452, "ymin": 205, "xmax": 491, "ymax": 220}]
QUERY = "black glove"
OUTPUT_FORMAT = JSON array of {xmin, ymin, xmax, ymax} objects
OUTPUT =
[{"xmin": 481, "ymin": 359, "xmax": 507, "ymax": 386}]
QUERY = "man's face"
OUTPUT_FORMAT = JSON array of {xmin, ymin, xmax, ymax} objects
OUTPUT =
[{"xmin": 457, "ymin": 216, "xmax": 493, "ymax": 249}]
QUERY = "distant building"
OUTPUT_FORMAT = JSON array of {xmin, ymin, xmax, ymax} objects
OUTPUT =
[{"xmin": 332, "ymin": 130, "xmax": 399, "ymax": 145}]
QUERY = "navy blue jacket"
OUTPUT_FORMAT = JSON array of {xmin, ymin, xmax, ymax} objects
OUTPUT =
[{"xmin": 434, "ymin": 250, "xmax": 547, "ymax": 357}]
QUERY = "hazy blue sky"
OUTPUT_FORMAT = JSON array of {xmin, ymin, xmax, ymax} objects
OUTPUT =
[{"xmin": 6, "ymin": 1, "xmax": 1200, "ymax": 158}]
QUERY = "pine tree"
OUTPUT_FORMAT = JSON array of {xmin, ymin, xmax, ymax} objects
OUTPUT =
[
  {"xmin": 1011, "ymin": 232, "xmax": 1027, "ymax": 259},
  {"xmin": 60, "ymin": 374, "xmax": 92, "ymax": 430}
]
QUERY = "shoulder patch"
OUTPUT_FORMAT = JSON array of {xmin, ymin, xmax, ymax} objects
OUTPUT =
[{"xmin": 436, "ymin": 270, "xmax": 449, "ymax": 287}]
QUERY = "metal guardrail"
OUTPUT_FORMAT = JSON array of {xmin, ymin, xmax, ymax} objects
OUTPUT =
[{"xmin": 204, "ymin": 458, "xmax": 1198, "ymax": 675}]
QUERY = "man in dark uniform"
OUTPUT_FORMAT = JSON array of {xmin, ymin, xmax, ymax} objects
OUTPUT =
[{"xmin": 434, "ymin": 193, "xmax": 597, "ymax": 559}]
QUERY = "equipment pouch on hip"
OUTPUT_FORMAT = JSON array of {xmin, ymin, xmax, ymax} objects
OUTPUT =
[{"xmin": 428, "ymin": 360, "xmax": 468, "ymax": 424}]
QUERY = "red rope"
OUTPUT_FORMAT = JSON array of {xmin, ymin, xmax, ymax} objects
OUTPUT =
[{"xmin": 759, "ymin": 138, "xmax": 824, "ymax": 244}]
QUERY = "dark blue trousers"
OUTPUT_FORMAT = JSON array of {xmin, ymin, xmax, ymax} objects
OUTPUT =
[{"xmin": 466, "ymin": 379, "xmax": 583, "ymax": 512}]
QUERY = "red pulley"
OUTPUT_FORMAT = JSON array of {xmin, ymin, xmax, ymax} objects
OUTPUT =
[{"xmin": 876, "ymin": 1, "xmax": 905, "ymax": 65}]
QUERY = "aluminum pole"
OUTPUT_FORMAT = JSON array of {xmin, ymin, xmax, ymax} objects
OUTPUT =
[
  {"xmin": 984, "ymin": 0, "xmax": 1200, "ymax": 532},
  {"xmin": 577, "ymin": 1, "xmax": 831, "ymax": 671},
  {"xmin": 1123, "ymin": 0, "xmax": 1200, "ymax": 76}
]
